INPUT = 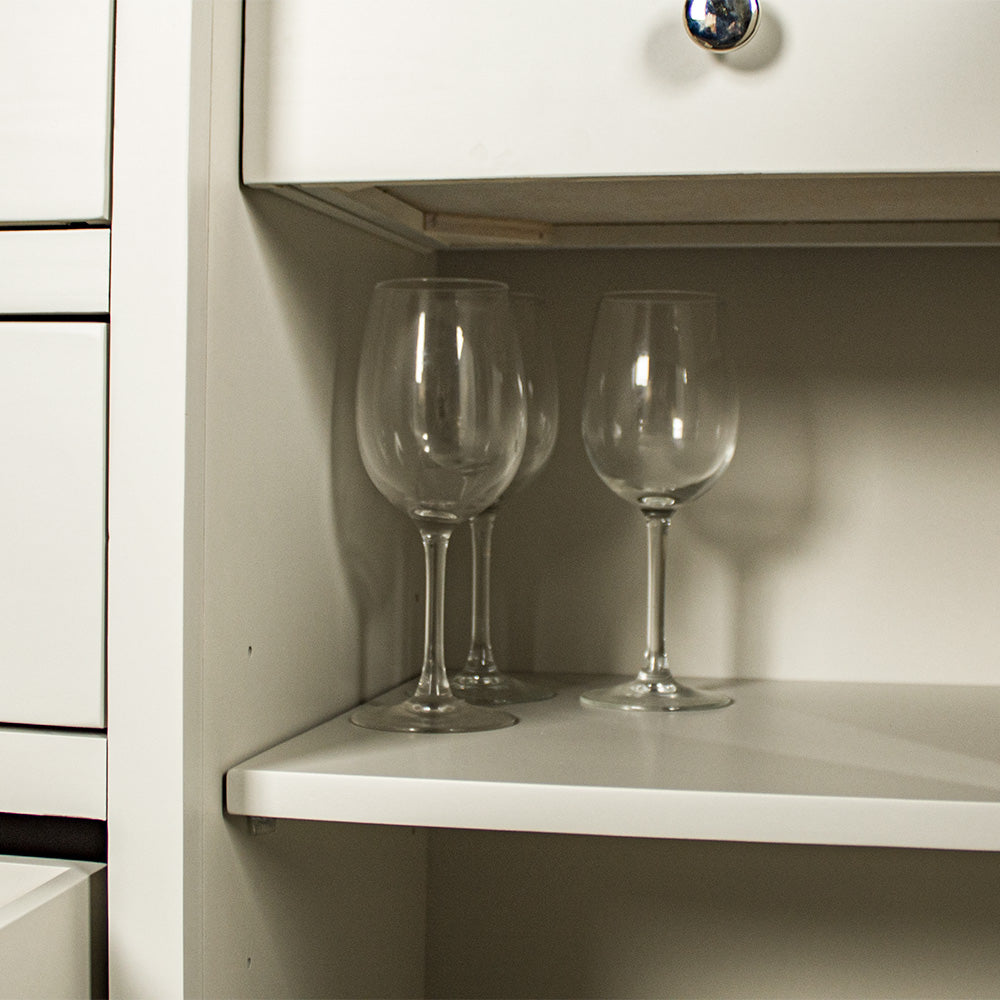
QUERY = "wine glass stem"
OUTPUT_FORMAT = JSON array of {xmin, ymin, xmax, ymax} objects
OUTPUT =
[
  {"xmin": 467, "ymin": 507, "xmax": 498, "ymax": 675},
  {"xmin": 414, "ymin": 524, "xmax": 455, "ymax": 700},
  {"xmin": 642, "ymin": 512, "xmax": 675, "ymax": 683}
]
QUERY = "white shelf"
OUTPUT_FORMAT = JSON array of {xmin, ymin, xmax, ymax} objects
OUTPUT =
[{"xmin": 225, "ymin": 675, "xmax": 1000, "ymax": 852}]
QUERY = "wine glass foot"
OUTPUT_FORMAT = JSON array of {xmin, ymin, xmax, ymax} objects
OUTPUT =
[
  {"xmin": 450, "ymin": 670, "xmax": 556, "ymax": 706},
  {"xmin": 580, "ymin": 676, "xmax": 732, "ymax": 712},
  {"xmin": 350, "ymin": 695, "xmax": 518, "ymax": 733}
]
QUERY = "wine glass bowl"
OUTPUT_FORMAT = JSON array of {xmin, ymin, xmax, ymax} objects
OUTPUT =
[
  {"xmin": 353, "ymin": 278, "xmax": 527, "ymax": 732},
  {"xmin": 502, "ymin": 295, "xmax": 559, "ymax": 499},
  {"xmin": 356, "ymin": 279, "xmax": 525, "ymax": 525},
  {"xmin": 580, "ymin": 290, "xmax": 738, "ymax": 711},
  {"xmin": 450, "ymin": 293, "xmax": 559, "ymax": 706}
]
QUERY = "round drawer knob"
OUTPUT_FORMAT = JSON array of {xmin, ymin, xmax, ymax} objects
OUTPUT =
[{"xmin": 683, "ymin": 0, "xmax": 760, "ymax": 51}]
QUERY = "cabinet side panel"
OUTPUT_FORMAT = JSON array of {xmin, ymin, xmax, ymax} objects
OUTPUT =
[{"xmin": 200, "ymin": 4, "xmax": 429, "ymax": 996}]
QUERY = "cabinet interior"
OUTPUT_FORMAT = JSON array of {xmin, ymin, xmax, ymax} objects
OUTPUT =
[
  {"xmin": 424, "ymin": 829, "xmax": 1000, "ymax": 1000},
  {"xmin": 207, "ymin": 171, "xmax": 999, "ymax": 997},
  {"xmin": 433, "ymin": 243, "xmax": 999, "ymax": 688}
]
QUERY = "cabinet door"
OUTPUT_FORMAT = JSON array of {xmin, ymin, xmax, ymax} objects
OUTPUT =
[
  {"xmin": 0, "ymin": 323, "xmax": 106, "ymax": 728},
  {"xmin": 244, "ymin": 0, "xmax": 1000, "ymax": 183},
  {"xmin": 0, "ymin": 0, "xmax": 114, "ymax": 223}
]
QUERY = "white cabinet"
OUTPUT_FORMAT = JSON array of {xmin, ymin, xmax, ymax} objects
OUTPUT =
[
  {"xmin": 0, "ymin": 322, "xmax": 107, "ymax": 728},
  {"xmin": 100, "ymin": 3, "xmax": 1000, "ymax": 998},
  {"xmin": 0, "ymin": 0, "xmax": 114, "ymax": 224}
]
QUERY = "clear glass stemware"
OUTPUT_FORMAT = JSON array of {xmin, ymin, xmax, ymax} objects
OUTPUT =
[
  {"xmin": 580, "ymin": 290, "xmax": 739, "ymax": 711},
  {"xmin": 353, "ymin": 278, "xmax": 527, "ymax": 732},
  {"xmin": 451, "ymin": 293, "xmax": 559, "ymax": 705}
]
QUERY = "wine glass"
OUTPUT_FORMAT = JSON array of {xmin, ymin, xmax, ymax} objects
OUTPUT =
[
  {"xmin": 451, "ymin": 293, "xmax": 559, "ymax": 705},
  {"xmin": 353, "ymin": 278, "xmax": 527, "ymax": 732},
  {"xmin": 580, "ymin": 290, "xmax": 739, "ymax": 711}
]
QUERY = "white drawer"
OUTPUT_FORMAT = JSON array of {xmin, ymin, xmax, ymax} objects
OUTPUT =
[
  {"xmin": 0, "ymin": 0, "xmax": 114, "ymax": 224},
  {"xmin": 244, "ymin": 0, "xmax": 1000, "ymax": 185},
  {"xmin": 0, "ymin": 729, "xmax": 106, "ymax": 819},
  {"xmin": 0, "ymin": 323, "xmax": 106, "ymax": 728},
  {"xmin": 0, "ymin": 855, "xmax": 105, "ymax": 999},
  {"xmin": 0, "ymin": 230, "xmax": 110, "ymax": 316}
]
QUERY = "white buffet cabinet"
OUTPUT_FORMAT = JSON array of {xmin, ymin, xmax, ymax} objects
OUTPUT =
[
  {"xmin": 222, "ymin": 2, "xmax": 1000, "ymax": 997},
  {"xmin": 9, "ymin": 1, "xmax": 995, "ymax": 998}
]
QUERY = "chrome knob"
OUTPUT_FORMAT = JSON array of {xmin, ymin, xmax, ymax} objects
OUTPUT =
[{"xmin": 684, "ymin": 0, "xmax": 760, "ymax": 51}]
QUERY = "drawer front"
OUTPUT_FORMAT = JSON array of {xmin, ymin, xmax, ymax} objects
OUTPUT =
[
  {"xmin": 0, "ymin": 230, "xmax": 110, "ymax": 315},
  {"xmin": 0, "ymin": 323, "xmax": 106, "ymax": 728},
  {"xmin": 0, "ymin": 0, "xmax": 114, "ymax": 223},
  {"xmin": 244, "ymin": 0, "xmax": 1000, "ymax": 184},
  {"xmin": 0, "ymin": 856, "xmax": 105, "ymax": 999},
  {"xmin": 0, "ymin": 728, "xmax": 106, "ymax": 818}
]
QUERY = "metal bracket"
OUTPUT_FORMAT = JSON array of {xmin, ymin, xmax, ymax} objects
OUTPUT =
[{"xmin": 247, "ymin": 816, "xmax": 278, "ymax": 836}]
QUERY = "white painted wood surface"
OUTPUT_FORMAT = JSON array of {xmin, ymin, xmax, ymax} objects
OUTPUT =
[
  {"xmin": 0, "ymin": 856, "xmax": 105, "ymax": 1000},
  {"xmin": 0, "ymin": 0, "xmax": 114, "ymax": 223},
  {"xmin": 106, "ymin": 1, "xmax": 208, "ymax": 993},
  {"xmin": 226, "ymin": 675, "xmax": 1000, "ymax": 851},
  {"xmin": 108, "ymin": 4, "xmax": 429, "ymax": 997},
  {"xmin": 0, "ymin": 729, "xmax": 106, "ymax": 819},
  {"xmin": 243, "ymin": 0, "xmax": 1000, "ymax": 184},
  {"xmin": 0, "ymin": 322, "xmax": 106, "ymax": 729},
  {"xmin": 104, "ymin": 3, "xmax": 1000, "ymax": 997},
  {"xmin": 0, "ymin": 230, "xmax": 110, "ymax": 315}
]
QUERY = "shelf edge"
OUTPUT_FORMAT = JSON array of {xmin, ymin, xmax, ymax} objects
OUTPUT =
[{"xmin": 225, "ymin": 769, "xmax": 1000, "ymax": 853}]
